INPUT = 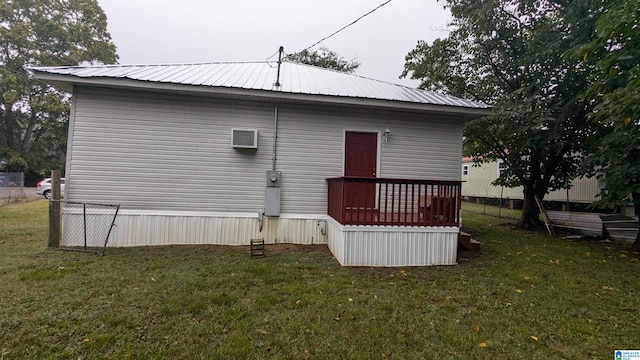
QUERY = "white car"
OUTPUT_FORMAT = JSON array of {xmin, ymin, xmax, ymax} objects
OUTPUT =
[{"xmin": 36, "ymin": 178, "xmax": 65, "ymax": 199}]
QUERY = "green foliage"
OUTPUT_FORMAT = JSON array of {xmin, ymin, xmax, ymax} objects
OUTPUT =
[
  {"xmin": 0, "ymin": 0, "xmax": 118, "ymax": 178},
  {"xmin": 286, "ymin": 47, "xmax": 360, "ymax": 73},
  {"xmin": 573, "ymin": 0, "xmax": 640, "ymax": 210},
  {"xmin": 403, "ymin": 0, "xmax": 604, "ymax": 227},
  {"xmin": 587, "ymin": 126, "xmax": 640, "ymax": 206}
]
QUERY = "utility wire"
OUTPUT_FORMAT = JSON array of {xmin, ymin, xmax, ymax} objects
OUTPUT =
[
  {"xmin": 266, "ymin": 0, "xmax": 392, "ymax": 63},
  {"xmin": 265, "ymin": 49, "xmax": 280, "ymax": 68},
  {"xmin": 298, "ymin": 0, "xmax": 393, "ymax": 53},
  {"xmin": 265, "ymin": 48, "xmax": 280, "ymax": 62},
  {"xmin": 1, "ymin": 64, "xmax": 52, "ymax": 87}
]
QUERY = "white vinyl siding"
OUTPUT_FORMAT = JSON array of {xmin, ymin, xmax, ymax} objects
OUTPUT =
[
  {"xmin": 68, "ymin": 87, "xmax": 464, "ymax": 214},
  {"xmin": 276, "ymin": 104, "xmax": 463, "ymax": 214},
  {"xmin": 69, "ymin": 87, "xmax": 273, "ymax": 212}
]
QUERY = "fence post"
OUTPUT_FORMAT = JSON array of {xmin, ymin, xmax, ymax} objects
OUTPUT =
[
  {"xmin": 499, "ymin": 186, "xmax": 504, "ymax": 218},
  {"xmin": 83, "ymin": 203, "xmax": 87, "ymax": 250},
  {"xmin": 20, "ymin": 172, "xmax": 25, "ymax": 197},
  {"xmin": 483, "ymin": 189, "xmax": 488, "ymax": 214},
  {"xmin": 48, "ymin": 170, "xmax": 62, "ymax": 248}
]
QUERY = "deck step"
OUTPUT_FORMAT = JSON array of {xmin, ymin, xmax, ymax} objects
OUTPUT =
[
  {"xmin": 458, "ymin": 232, "xmax": 481, "ymax": 251},
  {"xmin": 250, "ymin": 239, "xmax": 265, "ymax": 257}
]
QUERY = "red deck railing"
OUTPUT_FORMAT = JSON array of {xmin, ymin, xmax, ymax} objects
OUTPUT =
[{"xmin": 327, "ymin": 177, "xmax": 462, "ymax": 227}]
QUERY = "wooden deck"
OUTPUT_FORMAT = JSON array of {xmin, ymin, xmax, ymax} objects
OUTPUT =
[
  {"xmin": 327, "ymin": 177, "xmax": 462, "ymax": 227},
  {"xmin": 342, "ymin": 208, "xmax": 456, "ymax": 226}
]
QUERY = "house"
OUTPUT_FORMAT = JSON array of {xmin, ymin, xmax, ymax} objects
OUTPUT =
[
  {"xmin": 33, "ymin": 61, "xmax": 490, "ymax": 267},
  {"xmin": 461, "ymin": 158, "xmax": 639, "ymax": 243},
  {"xmin": 461, "ymin": 157, "xmax": 601, "ymax": 208}
]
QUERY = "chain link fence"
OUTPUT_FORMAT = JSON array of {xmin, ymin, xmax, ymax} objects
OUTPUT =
[
  {"xmin": 60, "ymin": 201, "xmax": 120, "ymax": 255},
  {"xmin": 0, "ymin": 172, "xmax": 25, "ymax": 204}
]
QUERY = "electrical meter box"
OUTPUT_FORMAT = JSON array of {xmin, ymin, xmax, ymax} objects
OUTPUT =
[
  {"xmin": 266, "ymin": 170, "xmax": 281, "ymax": 187},
  {"xmin": 265, "ymin": 170, "xmax": 281, "ymax": 216}
]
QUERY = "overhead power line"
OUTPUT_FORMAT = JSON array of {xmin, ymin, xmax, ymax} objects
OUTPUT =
[
  {"xmin": 298, "ymin": 0, "xmax": 393, "ymax": 53},
  {"xmin": 265, "ymin": 48, "xmax": 280, "ymax": 67}
]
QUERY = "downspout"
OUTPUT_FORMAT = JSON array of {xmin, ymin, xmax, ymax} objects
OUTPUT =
[{"xmin": 64, "ymin": 85, "xmax": 79, "ymax": 200}]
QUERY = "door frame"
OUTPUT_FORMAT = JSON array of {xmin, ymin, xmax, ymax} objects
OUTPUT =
[{"xmin": 341, "ymin": 129, "xmax": 382, "ymax": 178}]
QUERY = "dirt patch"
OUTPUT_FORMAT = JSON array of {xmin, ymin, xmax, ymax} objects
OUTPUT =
[
  {"xmin": 346, "ymin": 266, "xmax": 399, "ymax": 277},
  {"xmin": 262, "ymin": 243, "xmax": 330, "ymax": 255}
]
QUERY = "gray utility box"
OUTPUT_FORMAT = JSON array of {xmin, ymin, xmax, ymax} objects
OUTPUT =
[
  {"xmin": 266, "ymin": 170, "xmax": 282, "ymax": 187},
  {"xmin": 265, "ymin": 170, "xmax": 282, "ymax": 216}
]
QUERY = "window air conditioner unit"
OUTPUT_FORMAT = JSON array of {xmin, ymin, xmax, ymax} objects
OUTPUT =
[{"xmin": 231, "ymin": 128, "xmax": 258, "ymax": 149}]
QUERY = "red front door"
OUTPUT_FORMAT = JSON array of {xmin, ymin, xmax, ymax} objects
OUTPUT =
[{"xmin": 345, "ymin": 131, "xmax": 377, "ymax": 208}]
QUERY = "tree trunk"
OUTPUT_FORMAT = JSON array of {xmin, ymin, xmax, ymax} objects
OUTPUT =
[
  {"xmin": 3, "ymin": 104, "xmax": 15, "ymax": 149},
  {"xmin": 518, "ymin": 185, "xmax": 543, "ymax": 228},
  {"xmin": 20, "ymin": 109, "xmax": 38, "ymax": 153},
  {"xmin": 631, "ymin": 192, "xmax": 640, "ymax": 252}
]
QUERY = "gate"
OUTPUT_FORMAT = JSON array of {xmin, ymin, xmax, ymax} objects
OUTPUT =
[{"xmin": 59, "ymin": 201, "xmax": 120, "ymax": 255}]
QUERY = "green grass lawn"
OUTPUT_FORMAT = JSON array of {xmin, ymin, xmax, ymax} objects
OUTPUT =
[
  {"xmin": 1, "ymin": 201, "xmax": 639, "ymax": 359},
  {"xmin": 462, "ymin": 200, "xmax": 522, "ymax": 220}
]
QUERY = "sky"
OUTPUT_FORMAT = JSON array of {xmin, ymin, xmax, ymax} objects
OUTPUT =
[{"xmin": 96, "ymin": 0, "xmax": 452, "ymax": 88}]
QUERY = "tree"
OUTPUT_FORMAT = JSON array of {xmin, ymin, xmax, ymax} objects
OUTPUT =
[
  {"xmin": 0, "ymin": 0, "xmax": 118, "ymax": 180},
  {"xmin": 574, "ymin": 0, "xmax": 640, "ymax": 250},
  {"xmin": 287, "ymin": 47, "xmax": 360, "ymax": 73},
  {"xmin": 402, "ymin": 0, "xmax": 603, "ymax": 228}
]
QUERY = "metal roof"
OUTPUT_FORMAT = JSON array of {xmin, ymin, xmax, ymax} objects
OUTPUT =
[{"xmin": 32, "ymin": 61, "xmax": 490, "ymax": 111}]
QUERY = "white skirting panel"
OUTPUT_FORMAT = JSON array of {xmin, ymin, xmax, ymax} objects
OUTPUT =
[
  {"xmin": 327, "ymin": 220, "xmax": 346, "ymax": 263},
  {"xmin": 327, "ymin": 218, "xmax": 458, "ymax": 267},
  {"xmin": 61, "ymin": 210, "xmax": 328, "ymax": 247}
]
